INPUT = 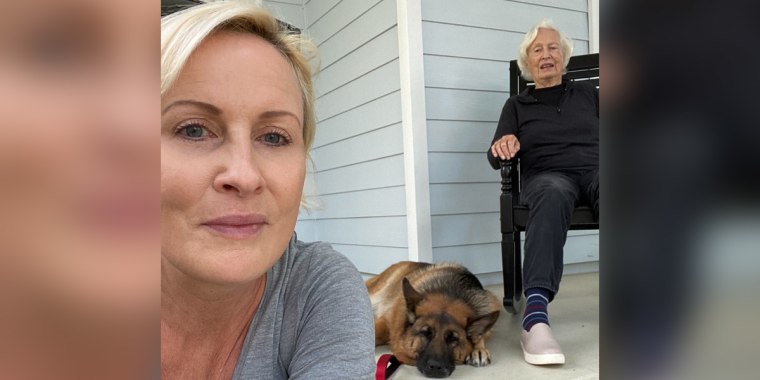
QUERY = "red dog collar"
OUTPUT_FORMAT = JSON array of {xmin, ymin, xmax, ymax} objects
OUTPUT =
[{"xmin": 376, "ymin": 354, "xmax": 401, "ymax": 380}]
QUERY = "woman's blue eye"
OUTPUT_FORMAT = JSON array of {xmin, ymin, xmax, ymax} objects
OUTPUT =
[
  {"xmin": 262, "ymin": 132, "xmax": 286, "ymax": 146},
  {"xmin": 177, "ymin": 124, "xmax": 208, "ymax": 140}
]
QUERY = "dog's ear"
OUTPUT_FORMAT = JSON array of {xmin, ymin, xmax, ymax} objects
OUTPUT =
[
  {"xmin": 466, "ymin": 311, "xmax": 500, "ymax": 342},
  {"xmin": 402, "ymin": 278, "xmax": 423, "ymax": 323}
]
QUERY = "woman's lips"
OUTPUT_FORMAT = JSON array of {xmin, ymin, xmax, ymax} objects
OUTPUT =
[{"xmin": 201, "ymin": 214, "xmax": 267, "ymax": 239}]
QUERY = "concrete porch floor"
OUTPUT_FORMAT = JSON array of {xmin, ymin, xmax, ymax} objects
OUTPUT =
[{"xmin": 374, "ymin": 272, "xmax": 599, "ymax": 379}]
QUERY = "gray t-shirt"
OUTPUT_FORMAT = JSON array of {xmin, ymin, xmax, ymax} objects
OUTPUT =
[{"xmin": 232, "ymin": 234, "xmax": 375, "ymax": 379}]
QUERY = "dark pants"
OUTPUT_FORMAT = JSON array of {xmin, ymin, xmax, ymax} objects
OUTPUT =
[{"xmin": 520, "ymin": 169, "xmax": 599, "ymax": 300}]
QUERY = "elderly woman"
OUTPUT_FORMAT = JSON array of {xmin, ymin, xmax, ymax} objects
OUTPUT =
[
  {"xmin": 487, "ymin": 20, "xmax": 599, "ymax": 365},
  {"xmin": 160, "ymin": 2, "xmax": 374, "ymax": 379}
]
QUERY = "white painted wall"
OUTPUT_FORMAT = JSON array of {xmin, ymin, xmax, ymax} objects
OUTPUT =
[
  {"xmin": 261, "ymin": 0, "xmax": 304, "ymax": 28},
  {"xmin": 296, "ymin": 0, "xmax": 408, "ymax": 274}
]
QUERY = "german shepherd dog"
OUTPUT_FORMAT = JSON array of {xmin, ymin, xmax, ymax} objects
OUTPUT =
[{"xmin": 366, "ymin": 262, "xmax": 501, "ymax": 378}]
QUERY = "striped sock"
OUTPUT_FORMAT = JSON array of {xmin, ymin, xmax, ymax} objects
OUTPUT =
[{"xmin": 523, "ymin": 287, "xmax": 551, "ymax": 332}]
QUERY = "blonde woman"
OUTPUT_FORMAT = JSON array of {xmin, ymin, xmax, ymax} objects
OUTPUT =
[{"xmin": 160, "ymin": 2, "xmax": 374, "ymax": 379}]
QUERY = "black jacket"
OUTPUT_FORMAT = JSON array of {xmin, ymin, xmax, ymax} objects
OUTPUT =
[{"xmin": 487, "ymin": 80, "xmax": 599, "ymax": 178}]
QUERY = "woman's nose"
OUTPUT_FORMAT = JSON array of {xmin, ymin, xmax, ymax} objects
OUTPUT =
[{"xmin": 212, "ymin": 142, "xmax": 265, "ymax": 197}]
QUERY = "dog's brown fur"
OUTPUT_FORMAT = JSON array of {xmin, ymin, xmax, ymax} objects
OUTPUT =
[{"xmin": 366, "ymin": 261, "xmax": 501, "ymax": 378}]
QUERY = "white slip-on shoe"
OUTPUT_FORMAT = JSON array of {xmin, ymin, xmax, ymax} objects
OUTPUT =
[{"xmin": 520, "ymin": 323, "xmax": 566, "ymax": 365}]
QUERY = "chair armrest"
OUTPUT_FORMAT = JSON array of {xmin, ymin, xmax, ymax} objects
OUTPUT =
[{"xmin": 498, "ymin": 158, "xmax": 518, "ymax": 170}]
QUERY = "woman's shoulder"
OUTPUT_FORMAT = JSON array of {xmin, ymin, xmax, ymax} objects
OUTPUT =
[
  {"xmin": 290, "ymin": 240, "xmax": 363, "ymax": 283},
  {"xmin": 296, "ymin": 240, "xmax": 351, "ymax": 265},
  {"xmin": 569, "ymin": 80, "xmax": 598, "ymax": 93}
]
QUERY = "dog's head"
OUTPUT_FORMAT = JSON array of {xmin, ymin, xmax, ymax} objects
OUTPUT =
[{"xmin": 401, "ymin": 278, "xmax": 499, "ymax": 378}]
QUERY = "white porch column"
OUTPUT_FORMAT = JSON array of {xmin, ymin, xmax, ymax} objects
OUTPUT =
[{"xmin": 396, "ymin": 0, "xmax": 433, "ymax": 262}]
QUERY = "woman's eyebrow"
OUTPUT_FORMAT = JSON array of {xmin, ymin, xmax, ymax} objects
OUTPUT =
[
  {"xmin": 260, "ymin": 110, "xmax": 301, "ymax": 124},
  {"xmin": 162, "ymin": 99, "xmax": 222, "ymax": 115}
]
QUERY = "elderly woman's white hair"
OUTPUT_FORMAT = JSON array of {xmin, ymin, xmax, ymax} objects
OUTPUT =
[
  {"xmin": 161, "ymin": 0, "xmax": 317, "ymax": 151},
  {"xmin": 517, "ymin": 19, "xmax": 574, "ymax": 81}
]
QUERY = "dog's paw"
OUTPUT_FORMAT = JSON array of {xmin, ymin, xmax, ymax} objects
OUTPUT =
[{"xmin": 466, "ymin": 347, "xmax": 492, "ymax": 367}]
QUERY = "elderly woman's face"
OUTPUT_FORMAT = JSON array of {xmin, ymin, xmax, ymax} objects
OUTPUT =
[
  {"xmin": 161, "ymin": 32, "xmax": 306, "ymax": 285},
  {"xmin": 528, "ymin": 28, "xmax": 564, "ymax": 84}
]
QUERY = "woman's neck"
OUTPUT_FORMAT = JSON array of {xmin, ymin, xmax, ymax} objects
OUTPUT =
[
  {"xmin": 160, "ymin": 267, "xmax": 267, "ymax": 380},
  {"xmin": 534, "ymin": 77, "xmax": 562, "ymax": 89}
]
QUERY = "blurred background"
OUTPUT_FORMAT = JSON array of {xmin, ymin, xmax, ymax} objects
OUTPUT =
[{"xmin": 602, "ymin": 0, "xmax": 760, "ymax": 379}]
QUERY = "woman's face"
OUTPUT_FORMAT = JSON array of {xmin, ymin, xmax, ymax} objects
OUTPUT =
[
  {"xmin": 0, "ymin": 0, "xmax": 158, "ymax": 318},
  {"xmin": 161, "ymin": 32, "xmax": 306, "ymax": 286},
  {"xmin": 527, "ymin": 28, "xmax": 564, "ymax": 85}
]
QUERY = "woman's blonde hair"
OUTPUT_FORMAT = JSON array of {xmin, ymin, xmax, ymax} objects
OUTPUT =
[
  {"xmin": 161, "ymin": 0, "xmax": 317, "ymax": 151},
  {"xmin": 517, "ymin": 19, "xmax": 574, "ymax": 81}
]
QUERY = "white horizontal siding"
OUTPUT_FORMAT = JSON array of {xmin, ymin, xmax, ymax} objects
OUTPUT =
[
  {"xmin": 315, "ymin": 27, "xmax": 399, "ymax": 96},
  {"xmin": 313, "ymin": 91, "xmax": 402, "ymax": 148},
  {"xmin": 433, "ymin": 244, "xmax": 502, "ymax": 274},
  {"xmin": 311, "ymin": 186, "xmax": 406, "ymax": 219},
  {"xmin": 427, "ymin": 120, "xmax": 496, "ymax": 153},
  {"xmin": 511, "ymin": 0, "xmax": 588, "ymax": 12},
  {"xmin": 430, "ymin": 183, "xmax": 499, "ymax": 215},
  {"xmin": 295, "ymin": 219, "xmax": 318, "ymax": 241},
  {"xmin": 307, "ymin": 0, "xmax": 382, "ymax": 45},
  {"xmin": 311, "ymin": 123, "xmax": 403, "ymax": 171},
  {"xmin": 421, "ymin": 0, "xmax": 589, "ymax": 40},
  {"xmin": 302, "ymin": 0, "xmax": 406, "ymax": 274},
  {"xmin": 304, "ymin": 0, "xmax": 339, "ymax": 28},
  {"xmin": 428, "ymin": 152, "xmax": 497, "ymax": 184},
  {"xmin": 261, "ymin": 0, "xmax": 304, "ymax": 29},
  {"xmin": 317, "ymin": 216, "xmax": 408, "ymax": 247},
  {"xmin": 314, "ymin": 154, "xmax": 405, "ymax": 195},
  {"xmin": 432, "ymin": 213, "xmax": 499, "ymax": 247},
  {"xmin": 316, "ymin": 59, "xmax": 400, "ymax": 121},
  {"xmin": 423, "ymin": 21, "xmax": 526, "ymax": 62},
  {"xmin": 423, "ymin": 22, "xmax": 589, "ymax": 63},
  {"xmin": 425, "ymin": 88, "xmax": 506, "ymax": 122},
  {"xmin": 311, "ymin": 0, "xmax": 397, "ymax": 68},
  {"xmin": 424, "ymin": 55, "xmax": 509, "ymax": 92},
  {"xmin": 333, "ymin": 244, "xmax": 409, "ymax": 275}
]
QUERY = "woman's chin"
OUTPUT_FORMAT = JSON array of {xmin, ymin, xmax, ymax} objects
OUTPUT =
[
  {"xmin": 168, "ymin": 250, "xmax": 273, "ymax": 288},
  {"xmin": 198, "ymin": 260, "xmax": 270, "ymax": 286}
]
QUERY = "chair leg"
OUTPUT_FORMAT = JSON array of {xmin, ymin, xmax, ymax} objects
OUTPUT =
[
  {"xmin": 502, "ymin": 231, "xmax": 518, "ymax": 314},
  {"xmin": 514, "ymin": 230, "xmax": 523, "ymax": 311}
]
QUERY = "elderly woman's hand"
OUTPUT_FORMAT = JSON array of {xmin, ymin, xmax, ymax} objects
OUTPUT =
[{"xmin": 491, "ymin": 134, "xmax": 521, "ymax": 160}]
